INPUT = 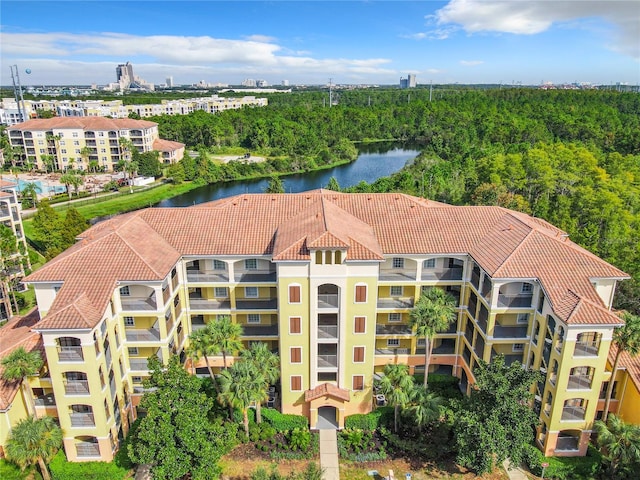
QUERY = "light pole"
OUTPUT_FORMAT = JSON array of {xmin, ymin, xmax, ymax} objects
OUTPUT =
[{"xmin": 541, "ymin": 461, "xmax": 549, "ymax": 479}]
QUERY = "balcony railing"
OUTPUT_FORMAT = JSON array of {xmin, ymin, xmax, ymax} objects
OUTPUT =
[
  {"xmin": 34, "ymin": 394, "xmax": 56, "ymax": 407},
  {"xmin": 242, "ymin": 325, "xmax": 279, "ymax": 336},
  {"xmin": 574, "ymin": 342, "xmax": 599, "ymax": 356},
  {"xmin": 125, "ymin": 328, "xmax": 161, "ymax": 342},
  {"xmin": 234, "ymin": 271, "xmax": 276, "ymax": 283},
  {"xmin": 556, "ymin": 436, "xmax": 580, "ymax": 451},
  {"xmin": 376, "ymin": 324, "xmax": 412, "ymax": 335},
  {"xmin": 567, "ymin": 375, "xmax": 592, "ymax": 390},
  {"xmin": 189, "ymin": 298, "xmax": 231, "ymax": 310},
  {"xmin": 76, "ymin": 442, "xmax": 100, "ymax": 457},
  {"xmin": 432, "ymin": 342, "xmax": 456, "ymax": 354},
  {"xmin": 64, "ymin": 381, "xmax": 89, "ymax": 395},
  {"xmin": 317, "ymin": 354, "xmax": 338, "ymax": 368},
  {"xmin": 377, "ymin": 298, "xmax": 414, "ymax": 309},
  {"xmin": 421, "ymin": 267, "xmax": 464, "ymax": 281},
  {"xmin": 493, "ymin": 325, "xmax": 529, "ymax": 338},
  {"xmin": 121, "ymin": 297, "xmax": 157, "ymax": 311},
  {"xmin": 186, "ymin": 271, "xmax": 229, "ymax": 283},
  {"xmin": 379, "ymin": 269, "xmax": 416, "ymax": 281},
  {"xmin": 318, "ymin": 294, "xmax": 339, "ymax": 309},
  {"xmin": 58, "ymin": 346, "xmax": 84, "ymax": 362},
  {"xmin": 375, "ymin": 348, "xmax": 410, "ymax": 355},
  {"xmin": 562, "ymin": 406, "xmax": 586, "ymax": 421},
  {"xmin": 318, "ymin": 325, "xmax": 338, "ymax": 339},
  {"xmin": 129, "ymin": 359, "xmax": 149, "ymax": 371},
  {"xmin": 191, "ymin": 319, "xmax": 206, "ymax": 331},
  {"xmin": 235, "ymin": 299, "xmax": 277, "ymax": 310},
  {"xmin": 497, "ymin": 294, "xmax": 533, "ymax": 308},
  {"xmin": 70, "ymin": 413, "xmax": 95, "ymax": 427}
]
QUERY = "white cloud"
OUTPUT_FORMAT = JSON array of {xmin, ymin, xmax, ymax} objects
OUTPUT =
[
  {"xmin": 243, "ymin": 34, "xmax": 277, "ymax": 43},
  {"xmin": 434, "ymin": 0, "xmax": 640, "ymax": 58},
  {"xmin": 460, "ymin": 60, "xmax": 484, "ymax": 66},
  {"xmin": 425, "ymin": 68, "xmax": 444, "ymax": 74}
]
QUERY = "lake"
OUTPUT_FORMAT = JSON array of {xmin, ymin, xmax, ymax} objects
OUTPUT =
[{"xmin": 156, "ymin": 143, "xmax": 420, "ymax": 207}]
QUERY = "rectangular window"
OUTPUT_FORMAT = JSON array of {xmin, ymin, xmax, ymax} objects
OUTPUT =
[
  {"xmin": 289, "ymin": 285, "xmax": 301, "ymax": 303},
  {"xmin": 214, "ymin": 287, "xmax": 228, "ymax": 297},
  {"xmin": 128, "ymin": 347, "xmax": 139, "ymax": 356},
  {"xmin": 521, "ymin": 283, "xmax": 533, "ymax": 293},
  {"xmin": 290, "ymin": 347, "xmax": 302, "ymax": 364},
  {"xmin": 353, "ymin": 346, "xmax": 365, "ymax": 363},
  {"xmin": 387, "ymin": 339, "xmax": 400, "ymax": 347},
  {"xmin": 72, "ymin": 132, "xmax": 79, "ymax": 137},
  {"xmin": 388, "ymin": 313, "xmax": 402, "ymax": 323},
  {"xmin": 245, "ymin": 287, "xmax": 258, "ymax": 298},
  {"xmin": 424, "ymin": 258, "xmax": 436, "ymax": 268},
  {"xmin": 119, "ymin": 286, "xmax": 130, "ymax": 296},
  {"xmin": 417, "ymin": 338, "xmax": 426, "ymax": 346},
  {"xmin": 289, "ymin": 317, "xmax": 301, "ymax": 334},
  {"xmin": 290, "ymin": 375, "xmax": 302, "ymax": 391},
  {"xmin": 392, "ymin": 258, "xmax": 404, "ymax": 268},
  {"xmin": 213, "ymin": 260, "xmax": 225, "ymax": 270},
  {"xmin": 245, "ymin": 259, "xmax": 257, "ymax": 270},
  {"xmin": 124, "ymin": 316, "xmax": 135, "ymax": 327},
  {"xmin": 132, "ymin": 376, "xmax": 142, "ymax": 383},
  {"xmin": 355, "ymin": 285, "xmax": 367, "ymax": 303},
  {"xmin": 354, "ymin": 316, "xmax": 366, "ymax": 333},
  {"xmin": 390, "ymin": 286, "xmax": 403, "ymax": 297},
  {"xmin": 352, "ymin": 375, "xmax": 364, "ymax": 391},
  {"xmin": 247, "ymin": 314, "xmax": 260, "ymax": 324},
  {"xmin": 517, "ymin": 313, "xmax": 529, "ymax": 324},
  {"xmin": 513, "ymin": 343, "xmax": 525, "ymax": 352}
]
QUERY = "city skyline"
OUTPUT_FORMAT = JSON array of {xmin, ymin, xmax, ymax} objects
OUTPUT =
[{"xmin": 1, "ymin": 1, "xmax": 639, "ymax": 87}]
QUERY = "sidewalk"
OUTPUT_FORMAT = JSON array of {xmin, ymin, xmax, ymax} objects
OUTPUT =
[
  {"xmin": 503, "ymin": 459, "xmax": 530, "ymax": 480},
  {"xmin": 319, "ymin": 429, "xmax": 339, "ymax": 480}
]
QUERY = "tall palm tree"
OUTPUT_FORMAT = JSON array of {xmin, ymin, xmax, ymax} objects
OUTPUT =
[
  {"xmin": 241, "ymin": 342, "xmax": 280, "ymax": 423},
  {"xmin": 594, "ymin": 414, "xmax": 640, "ymax": 478},
  {"xmin": 20, "ymin": 181, "xmax": 41, "ymax": 208},
  {"xmin": 218, "ymin": 360, "xmax": 266, "ymax": 436},
  {"xmin": 5, "ymin": 415, "xmax": 62, "ymax": 480},
  {"xmin": 603, "ymin": 312, "xmax": 640, "ymax": 422},
  {"xmin": 40, "ymin": 154, "xmax": 55, "ymax": 174},
  {"xmin": 410, "ymin": 287, "xmax": 457, "ymax": 389},
  {"xmin": 79, "ymin": 146, "xmax": 92, "ymax": 171},
  {"xmin": 209, "ymin": 315, "xmax": 244, "ymax": 370},
  {"xmin": 378, "ymin": 363, "xmax": 414, "ymax": 433},
  {"xmin": 1, "ymin": 347, "xmax": 43, "ymax": 416},
  {"xmin": 59, "ymin": 173, "xmax": 81, "ymax": 199},
  {"xmin": 187, "ymin": 326, "xmax": 219, "ymax": 389},
  {"xmin": 408, "ymin": 386, "xmax": 441, "ymax": 432}
]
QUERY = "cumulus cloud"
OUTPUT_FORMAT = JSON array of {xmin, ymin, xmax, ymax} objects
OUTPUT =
[
  {"xmin": 460, "ymin": 60, "xmax": 484, "ymax": 66},
  {"xmin": 433, "ymin": 0, "xmax": 640, "ymax": 58}
]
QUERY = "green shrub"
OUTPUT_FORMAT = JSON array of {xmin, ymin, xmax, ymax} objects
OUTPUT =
[
  {"xmin": 339, "ymin": 429, "xmax": 372, "ymax": 453},
  {"xmin": 523, "ymin": 444, "xmax": 602, "ymax": 480},
  {"xmin": 249, "ymin": 422, "xmax": 276, "ymax": 443},
  {"xmin": 287, "ymin": 428, "xmax": 311, "ymax": 451},
  {"xmin": 261, "ymin": 408, "xmax": 308, "ymax": 432},
  {"xmin": 345, "ymin": 410, "xmax": 387, "ymax": 431},
  {"xmin": 49, "ymin": 451, "xmax": 131, "ymax": 480},
  {"xmin": 0, "ymin": 459, "xmax": 41, "ymax": 480},
  {"xmin": 233, "ymin": 407, "xmax": 256, "ymax": 425}
]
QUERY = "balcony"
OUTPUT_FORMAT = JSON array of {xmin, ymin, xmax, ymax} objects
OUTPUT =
[
  {"xmin": 433, "ymin": 340, "xmax": 456, "ymax": 355},
  {"xmin": 318, "ymin": 325, "xmax": 338, "ymax": 339},
  {"xmin": 235, "ymin": 299, "xmax": 277, "ymax": 310},
  {"xmin": 318, "ymin": 294, "xmax": 339, "ymax": 309},
  {"xmin": 556, "ymin": 436, "xmax": 580, "ymax": 451},
  {"xmin": 317, "ymin": 354, "xmax": 338, "ymax": 368},
  {"xmin": 242, "ymin": 325, "xmax": 279, "ymax": 337},
  {"xmin": 58, "ymin": 347, "xmax": 84, "ymax": 362},
  {"xmin": 191, "ymin": 318, "xmax": 206, "ymax": 331},
  {"xmin": 567, "ymin": 375, "xmax": 592, "ymax": 390},
  {"xmin": 561, "ymin": 406, "xmax": 586, "ymax": 421},
  {"xmin": 421, "ymin": 267, "xmax": 463, "ymax": 281},
  {"xmin": 76, "ymin": 442, "xmax": 100, "ymax": 457},
  {"xmin": 376, "ymin": 324, "xmax": 412, "ymax": 335},
  {"xmin": 497, "ymin": 294, "xmax": 533, "ymax": 309},
  {"xmin": 574, "ymin": 342, "xmax": 599, "ymax": 357},
  {"xmin": 234, "ymin": 271, "xmax": 276, "ymax": 283},
  {"xmin": 34, "ymin": 394, "xmax": 56, "ymax": 407},
  {"xmin": 70, "ymin": 413, "xmax": 95, "ymax": 428},
  {"xmin": 186, "ymin": 271, "xmax": 229, "ymax": 283},
  {"xmin": 64, "ymin": 381, "xmax": 89, "ymax": 395},
  {"xmin": 0, "ymin": 208, "xmax": 10, "ymax": 218},
  {"xmin": 377, "ymin": 298, "xmax": 414, "ymax": 309},
  {"xmin": 375, "ymin": 348, "xmax": 410, "ymax": 355},
  {"xmin": 129, "ymin": 359, "xmax": 149, "ymax": 371},
  {"xmin": 121, "ymin": 297, "xmax": 157, "ymax": 311},
  {"xmin": 379, "ymin": 269, "xmax": 416, "ymax": 281},
  {"xmin": 493, "ymin": 325, "xmax": 529, "ymax": 338},
  {"xmin": 189, "ymin": 298, "xmax": 230, "ymax": 311},
  {"xmin": 125, "ymin": 328, "xmax": 161, "ymax": 342}
]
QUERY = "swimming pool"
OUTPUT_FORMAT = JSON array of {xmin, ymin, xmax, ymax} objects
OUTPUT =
[{"xmin": 17, "ymin": 179, "xmax": 67, "ymax": 195}]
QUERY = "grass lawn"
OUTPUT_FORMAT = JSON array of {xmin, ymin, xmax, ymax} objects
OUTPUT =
[{"xmin": 0, "ymin": 459, "xmax": 42, "ymax": 480}]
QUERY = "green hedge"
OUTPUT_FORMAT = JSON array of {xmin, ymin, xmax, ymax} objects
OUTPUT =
[
  {"xmin": 49, "ymin": 451, "xmax": 131, "ymax": 480},
  {"xmin": 345, "ymin": 407, "xmax": 393, "ymax": 430},
  {"xmin": 0, "ymin": 459, "xmax": 41, "ymax": 480},
  {"xmin": 261, "ymin": 408, "xmax": 308, "ymax": 432},
  {"xmin": 523, "ymin": 443, "xmax": 602, "ymax": 480}
]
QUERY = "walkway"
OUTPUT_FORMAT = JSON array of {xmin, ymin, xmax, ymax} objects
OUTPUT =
[
  {"xmin": 502, "ymin": 459, "xmax": 529, "ymax": 480},
  {"xmin": 319, "ymin": 429, "xmax": 340, "ymax": 480}
]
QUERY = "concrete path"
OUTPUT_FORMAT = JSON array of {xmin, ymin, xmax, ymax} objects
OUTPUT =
[
  {"xmin": 503, "ymin": 459, "xmax": 529, "ymax": 480},
  {"xmin": 319, "ymin": 429, "xmax": 340, "ymax": 480}
]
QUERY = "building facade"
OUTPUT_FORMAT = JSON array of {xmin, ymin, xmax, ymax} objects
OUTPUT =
[
  {"xmin": 6, "ymin": 118, "xmax": 184, "ymax": 172},
  {"xmin": 0, "ymin": 191, "xmax": 631, "ymax": 462}
]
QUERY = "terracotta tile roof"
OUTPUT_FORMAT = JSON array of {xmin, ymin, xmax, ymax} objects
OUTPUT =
[
  {"xmin": 7, "ymin": 117, "xmax": 157, "ymax": 131},
  {"xmin": 608, "ymin": 343, "xmax": 640, "ymax": 393},
  {"xmin": 25, "ymin": 191, "xmax": 628, "ymax": 330},
  {"xmin": 152, "ymin": 139, "xmax": 185, "ymax": 151},
  {"xmin": 0, "ymin": 179, "xmax": 18, "ymax": 189},
  {"xmin": 305, "ymin": 383, "xmax": 350, "ymax": 402},
  {"xmin": 0, "ymin": 310, "xmax": 44, "ymax": 410}
]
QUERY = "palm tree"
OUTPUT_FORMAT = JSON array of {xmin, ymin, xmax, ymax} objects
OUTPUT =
[
  {"xmin": 410, "ymin": 287, "xmax": 457, "ymax": 389},
  {"xmin": 603, "ymin": 312, "xmax": 640, "ymax": 422},
  {"xmin": 1, "ymin": 347, "xmax": 44, "ymax": 416},
  {"xmin": 594, "ymin": 414, "xmax": 640, "ymax": 478},
  {"xmin": 88, "ymin": 160, "xmax": 100, "ymax": 173},
  {"xmin": 218, "ymin": 360, "xmax": 266, "ymax": 436},
  {"xmin": 378, "ymin": 363, "xmax": 414, "ymax": 433},
  {"xmin": 79, "ymin": 146, "xmax": 92, "ymax": 171},
  {"xmin": 407, "ymin": 386, "xmax": 441, "ymax": 432},
  {"xmin": 241, "ymin": 342, "xmax": 280, "ymax": 423},
  {"xmin": 59, "ymin": 173, "xmax": 78, "ymax": 199},
  {"xmin": 40, "ymin": 154, "xmax": 55, "ymax": 174},
  {"xmin": 5, "ymin": 415, "xmax": 62, "ymax": 480},
  {"xmin": 209, "ymin": 315, "xmax": 244, "ymax": 370},
  {"xmin": 187, "ymin": 326, "xmax": 219, "ymax": 388},
  {"xmin": 20, "ymin": 181, "xmax": 41, "ymax": 208}
]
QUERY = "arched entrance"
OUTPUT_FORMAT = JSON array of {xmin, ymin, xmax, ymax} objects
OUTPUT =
[{"xmin": 317, "ymin": 406, "xmax": 338, "ymax": 429}]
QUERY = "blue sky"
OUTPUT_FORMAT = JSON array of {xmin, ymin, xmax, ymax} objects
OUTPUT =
[{"xmin": 1, "ymin": 1, "xmax": 638, "ymax": 86}]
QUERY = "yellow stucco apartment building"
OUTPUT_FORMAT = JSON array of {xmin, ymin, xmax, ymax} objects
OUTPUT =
[{"xmin": 0, "ymin": 190, "xmax": 636, "ymax": 462}]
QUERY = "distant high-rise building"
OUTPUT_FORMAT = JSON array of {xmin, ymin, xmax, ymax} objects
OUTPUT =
[
  {"xmin": 282, "ymin": 80, "xmax": 289, "ymax": 86},
  {"xmin": 242, "ymin": 78, "xmax": 257, "ymax": 87},
  {"xmin": 166, "ymin": 76, "xmax": 174, "ymax": 88},
  {"xmin": 115, "ymin": 62, "xmax": 154, "ymax": 92},
  {"xmin": 400, "ymin": 74, "xmax": 417, "ymax": 89}
]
